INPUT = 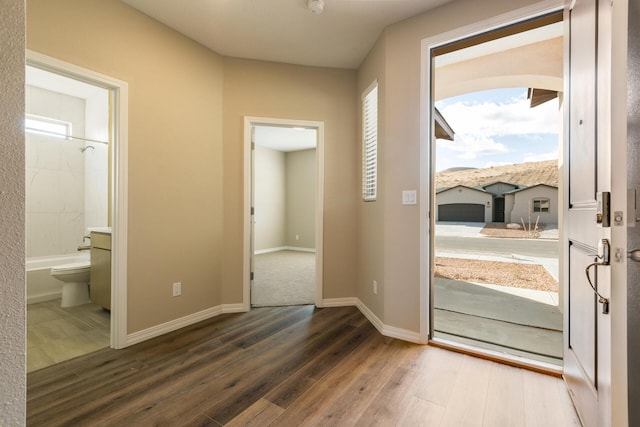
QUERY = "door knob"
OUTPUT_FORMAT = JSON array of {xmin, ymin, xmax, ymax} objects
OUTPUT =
[{"xmin": 629, "ymin": 250, "xmax": 640, "ymax": 262}]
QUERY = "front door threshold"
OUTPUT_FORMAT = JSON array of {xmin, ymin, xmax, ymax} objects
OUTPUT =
[{"xmin": 429, "ymin": 336, "xmax": 563, "ymax": 377}]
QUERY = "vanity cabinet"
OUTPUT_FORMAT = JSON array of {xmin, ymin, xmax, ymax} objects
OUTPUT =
[{"xmin": 90, "ymin": 231, "xmax": 111, "ymax": 310}]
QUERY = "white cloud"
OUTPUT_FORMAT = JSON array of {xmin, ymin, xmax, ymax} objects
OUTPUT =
[
  {"xmin": 439, "ymin": 96, "xmax": 560, "ymax": 138},
  {"xmin": 438, "ymin": 134, "xmax": 509, "ymax": 159},
  {"xmin": 523, "ymin": 150, "xmax": 558, "ymax": 162}
]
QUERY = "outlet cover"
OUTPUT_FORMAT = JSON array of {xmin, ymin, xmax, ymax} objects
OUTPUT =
[{"xmin": 172, "ymin": 282, "xmax": 182, "ymax": 297}]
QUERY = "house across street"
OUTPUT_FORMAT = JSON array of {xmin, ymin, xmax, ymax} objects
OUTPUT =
[{"xmin": 435, "ymin": 160, "xmax": 558, "ymax": 225}]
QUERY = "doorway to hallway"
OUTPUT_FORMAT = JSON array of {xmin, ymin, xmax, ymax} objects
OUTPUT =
[{"xmin": 244, "ymin": 117, "xmax": 324, "ymax": 308}]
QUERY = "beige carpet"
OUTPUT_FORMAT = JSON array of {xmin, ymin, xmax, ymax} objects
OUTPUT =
[{"xmin": 252, "ymin": 250, "xmax": 316, "ymax": 307}]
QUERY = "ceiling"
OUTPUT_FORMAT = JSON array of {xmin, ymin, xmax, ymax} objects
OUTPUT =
[
  {"xmin": 121, "ymin": 0, "xmax": 455, "ymax": 69},
  {"xmin": 254, "ymin": 125, "xmax": 317, "ymax": 152}
]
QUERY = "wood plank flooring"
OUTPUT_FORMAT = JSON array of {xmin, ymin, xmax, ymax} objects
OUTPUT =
[{"xmin": 27, "ymin": 305, "xmax": 581, "ymax": 426}]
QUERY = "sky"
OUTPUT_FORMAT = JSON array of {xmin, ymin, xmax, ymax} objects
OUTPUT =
[{"xmin": 434, "ymin": 87, "xmax": 559, "ymax": 172}]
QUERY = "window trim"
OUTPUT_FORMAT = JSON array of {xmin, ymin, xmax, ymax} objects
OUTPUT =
[
  {"xmin": 362, "ymin": 80, "xmax": 378, "ymax": 202},
  {"xmin": 532, "ymin": 197, "xmax": 550, "ymax": 213}
]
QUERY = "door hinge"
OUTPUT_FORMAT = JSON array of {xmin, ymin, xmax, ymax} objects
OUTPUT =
[
  {"xmin": 251, "ymin": 206, "xmax": 255, "ymax": 215},
  {"xmin": 250, "ymin": 271, "xmax": 254, "ymax": 281}
]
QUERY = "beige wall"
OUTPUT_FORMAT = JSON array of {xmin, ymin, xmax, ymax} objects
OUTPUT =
[
  {"xmin": 26, "ymin": 0, "xmax": 547, "ymax": 342},
  {"xmin": 254, "ymin": 147, "xmax": 317, "ymax": 251},
  {"xmin": 286, "ymin": 149, "xmax": 316, "ymax": 249},
  {"xmin": 28, "ymin": 0, "xmax": 225, "ymax": 333},
  {"xmin": 254, "ymin": 145, "xmax": 286, "ymax": 251},
  {"xmin": 222, "ymin": 58, "xmax": 358, "ymax": 303},
  {"xmin": 0, "ymin": 0, "xmax": 26, "ymax": 422},
  {"xmin": 357, "ymin": 0, "xmax": 545, "ymax": 331},
  {"xmin": 357, "ymin": 35, "xmax": 387, "ymax": 318}
]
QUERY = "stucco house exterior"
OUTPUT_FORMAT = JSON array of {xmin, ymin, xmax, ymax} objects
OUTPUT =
[
  {"xmin": 504, "ymin": 183, "xmax": 559, "ymax": 224},
  {"xmin": 436, "ymin": 180, "xmax": 558, "ymax": 225},
  {"xmin": 435, "ymin": 185, "xmax": 493, "ymax": 222}
]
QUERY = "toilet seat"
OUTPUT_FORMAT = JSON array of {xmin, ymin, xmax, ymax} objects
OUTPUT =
[{"xmin": 51, "ymin": 261, "xmax": 90, "ymax": 274}]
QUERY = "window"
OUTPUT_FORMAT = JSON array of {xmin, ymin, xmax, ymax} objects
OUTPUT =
[
  {"xmin": 25, "ymin": 115, "xmax": 71, "ymax": 139},
  {"xmin": 362, "ymin": 81, "xmax": 378, "ymax": 201},
  {"xmin": 533, "ymin": 198, "xmax": 550, "ymax": 213}
]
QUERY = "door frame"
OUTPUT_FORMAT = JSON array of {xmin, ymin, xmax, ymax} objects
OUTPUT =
[
  {"xmin": 242, "ymin": 116, "xmax": 325, "ymax": 310},
  {"xmin": 419, "ymin": 0, "xmax": 564, "ymax": 349},
  {"xmin": 26, "ymin": 50, "xmax": 129, "ymax": 349}
]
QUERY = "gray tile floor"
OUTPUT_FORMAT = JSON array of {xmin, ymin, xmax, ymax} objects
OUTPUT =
[{"xmin": 27, "ymin": 299, "xmax": 110, "ymax": 372}]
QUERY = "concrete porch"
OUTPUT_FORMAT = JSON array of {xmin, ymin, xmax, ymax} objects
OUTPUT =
[{"xmin": 433, "ymin": 277, "xmax": 562, "ymax": 366}]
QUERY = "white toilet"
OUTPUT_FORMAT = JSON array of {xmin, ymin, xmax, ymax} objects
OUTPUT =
[{"xmin": 50, "ymin": 261, "xmax": 91, "ymax": 307}]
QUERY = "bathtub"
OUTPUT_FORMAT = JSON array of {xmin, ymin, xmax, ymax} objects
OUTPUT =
[{"xmin": 26, "ymin": 252, "xmax": 90, "ymax": 304}]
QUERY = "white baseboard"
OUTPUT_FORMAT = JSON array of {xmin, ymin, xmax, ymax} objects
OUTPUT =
[
  {"xmin": 354, "ymin": 299, "xmax": 385, "ymax": 334},
  {"xmin": 126, "ymin": 303, "xmax": 249, "ymax": 346},
  {"xmin": 254, "ymin": 246, "xmax": 288, "ymax": 255},
  {"xmin": 27, "ymin": 291, "xmax": 62, "ymax": 305},
  {"xmin": 320, "ymin": 297, "xmax": 358, "ymax": 307},
  {"xmin": 321, "ymin": 297, "xmax": 423, "ymax": 344},
  {"xmin": 285, "ymin": 246, "xmax": 316, "ymax": 253},
  {"xmin": 124, "ymin": 297, "xmax": 421, "ymax": 348},
  {"xmin": 221, "ymin": 303, "xmax": 248, "ymax": 314},
  {"xmin": 254, "ymin": 246, "xmax": 316, "ymax": 255}
]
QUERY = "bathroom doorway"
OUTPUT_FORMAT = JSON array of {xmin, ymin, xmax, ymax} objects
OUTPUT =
[
  {"xmin": 25, "ymin": 52, "xmax": 129, "ymax": 371},
  {"xmin": 244, "ymin": 117, "xmax": 324, "ymax": 308}
]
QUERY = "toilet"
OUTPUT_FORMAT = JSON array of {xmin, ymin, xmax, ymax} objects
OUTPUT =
[{"xmin": 50, "ymin": 261, "xmax": 91, "ymax": 307}]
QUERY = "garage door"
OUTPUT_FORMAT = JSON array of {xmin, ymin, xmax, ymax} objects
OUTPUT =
[{"xmin": 438, "ymin": 203, "xmax": 484, "ymax": 222}]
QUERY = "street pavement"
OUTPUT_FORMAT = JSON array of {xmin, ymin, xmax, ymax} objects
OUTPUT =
[
  {"xmin": 434, "ymin": 222, "xmax": 559, "ymax": 280},
  {"xmin": 435, "ymin": 235, "xmax": 558, "ymax": 258}
]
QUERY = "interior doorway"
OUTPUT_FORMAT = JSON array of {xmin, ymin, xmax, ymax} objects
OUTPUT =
[
  {"xmin": 426, "ymin": 11, "xmax": 564, "ymax": 368},
  {"xmin": 243, "ymin": 117, "xmax": 324, "ymax": 309},
  {"xmin": 25, "ymin": 52, "xmax": 129, "ymax": 368}
]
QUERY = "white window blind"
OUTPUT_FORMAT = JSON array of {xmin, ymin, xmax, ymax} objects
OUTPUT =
[{"xmin": 362, "ymin": 82, "xmax": 378, "ymax": 201}]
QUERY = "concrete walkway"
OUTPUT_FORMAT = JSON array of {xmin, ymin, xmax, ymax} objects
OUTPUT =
[
  {"xmin": 432, "ymin": 221, "xmax": 563, "ymax": 365},
  {"xmin": 434, "ymin": 278, "xmax": 562, "ymax": 365}
]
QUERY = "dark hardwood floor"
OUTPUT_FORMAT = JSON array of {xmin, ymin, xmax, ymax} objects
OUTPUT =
[{"xmin": 27, "ymin": 305, "xmax": 579, "ymax": 426}]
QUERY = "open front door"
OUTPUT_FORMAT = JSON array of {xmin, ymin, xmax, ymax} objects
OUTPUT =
[{"xmin": 563, "ymin": 0, "xmax": 625, "ymax": 424}]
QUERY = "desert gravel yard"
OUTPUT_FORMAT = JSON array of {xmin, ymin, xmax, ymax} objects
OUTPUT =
[
  {"xmin": 434, "ymin": 256, "xmax": 559, "ymax": 292},
  {"xmin": 480, "ymin": 222, "xmax": 546, "ymax": 238}
]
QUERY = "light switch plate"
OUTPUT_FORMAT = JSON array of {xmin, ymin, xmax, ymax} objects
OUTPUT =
[{"xmin": 402, "ymin": 190, "xmax": 417, "ymax": 205}]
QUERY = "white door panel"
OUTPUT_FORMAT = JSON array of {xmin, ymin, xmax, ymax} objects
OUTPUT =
[
  {"xmin": 568, "ymin": 244, "xmax": 597, "ymax": 386},
  {"xmin": 564, "ymin": 0, "xmax": 616, "ymax": 425}
]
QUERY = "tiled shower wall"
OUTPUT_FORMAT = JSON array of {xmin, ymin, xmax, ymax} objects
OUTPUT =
[{"xmin": 26, "ymin": 86, "xmax": 86, "ymax": 257}]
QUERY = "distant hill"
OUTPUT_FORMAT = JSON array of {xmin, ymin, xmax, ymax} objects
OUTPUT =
[
  {"xmin": 435, "ymin": 160, "xmax": 558, "ymax": 190},
  {"xmin": 439, "ymin": 166, "xmax": 477, "ymax": 173}
]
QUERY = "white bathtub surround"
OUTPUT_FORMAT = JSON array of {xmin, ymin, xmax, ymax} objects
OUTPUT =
[
  {"xmin": 25, "ymin": 77, "xmax": 110, "ymax": 258},
  {"xmin": 26, "ymin": 86, "xmax": 86, "ymax": 257}
]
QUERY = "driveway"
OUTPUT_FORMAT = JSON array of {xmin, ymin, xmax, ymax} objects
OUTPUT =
[{"xmin": 435, "ymin": 222, "xmax": 486, "ymax": 237}]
